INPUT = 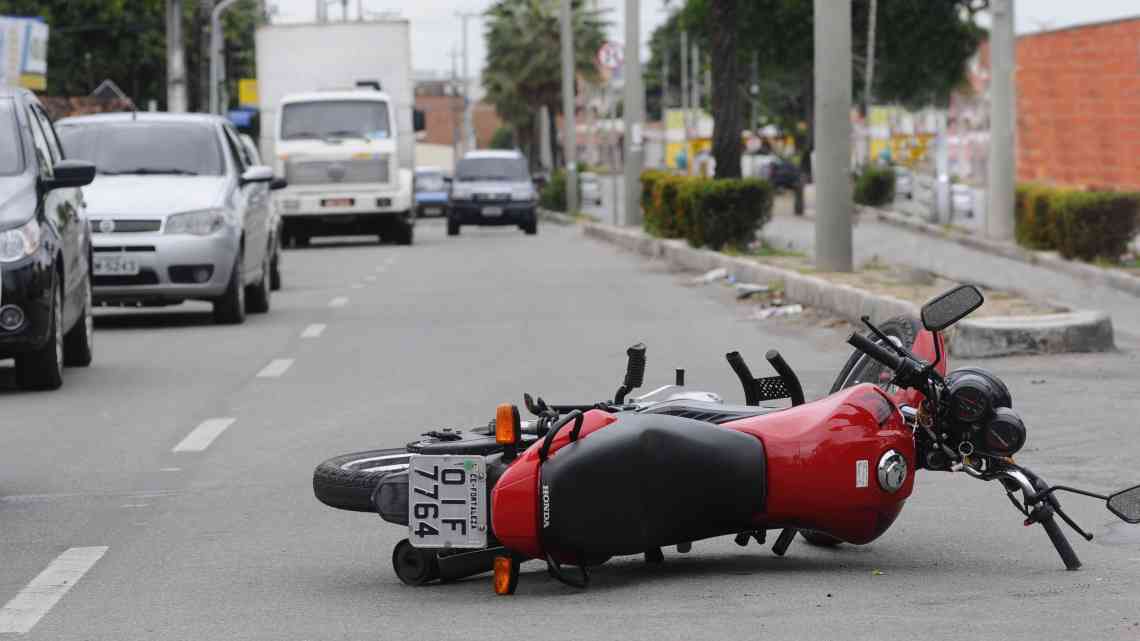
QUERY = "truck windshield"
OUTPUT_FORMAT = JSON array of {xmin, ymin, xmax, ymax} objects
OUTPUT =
[
  {"xmin": 57, "ymin": 122, "xmax": 225, "ymax": 176},
  {"xmin": 0, "ymin": 101, "xmax": 22, "ymax": 175},
  {"xmin": 281, "ymin": 101, "xmax": 390, "ymax": 141},
  {"xmin": 455, "ymin": 157, "xmax": 529, "ymax": 182}
]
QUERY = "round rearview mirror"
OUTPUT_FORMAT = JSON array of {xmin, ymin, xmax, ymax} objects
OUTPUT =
[
  {"xmin": 1107, "ymin": 484, "xmax": 1140, "ymax": 524},
  {"xmin": 921, "ymin": 284, "xmax": 984, "ymax": 332}
]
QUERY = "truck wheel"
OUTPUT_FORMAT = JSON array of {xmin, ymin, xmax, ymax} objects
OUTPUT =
[
  {"xmin": 395, "ymin": 219, "xmax": 414, "ymax": 246},
  {"xmin": 213, "ymin": 253, "xmax": 246, "ymax": 325},
  {"xmin": 16, "ymin": 280, "xmax": 64, "ymax": 390},
  {"xmin": 523, "ymin": 219, "xmax": 537, "ymax": 235},
  {"xmin": 447, "ymin": 219, "xmax": 460, "ymax": 236}
]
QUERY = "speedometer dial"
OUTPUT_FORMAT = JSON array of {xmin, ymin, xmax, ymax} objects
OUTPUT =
[
  {"xmin": 949, "ymin": 379, "xmax": 992, "ymax": 423},
  {"xmin": 984, "ymin": 408, "xmax": 1027, "ymax": 456}
]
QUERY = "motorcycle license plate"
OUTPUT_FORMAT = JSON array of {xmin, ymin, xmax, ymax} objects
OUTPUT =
[
  {"xmin": 93, "ymin": 254, "xmax": 140, "ymax": 276},
  {"xmin": 407, "ymin": 455, "xmax": 487, "ymax": 549}
]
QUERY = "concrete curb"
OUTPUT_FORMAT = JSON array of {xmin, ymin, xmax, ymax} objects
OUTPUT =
[
  {"xmin": 537, "ymin": 208, "xmax": 576, "ymax": 226},
  {"xmin": 581, "ymin": 221, "xmax": 1115, "ymax": 358},
  {"xmin": 865, "ymin": 205, "xmax": 1140, "ymax": 298}
]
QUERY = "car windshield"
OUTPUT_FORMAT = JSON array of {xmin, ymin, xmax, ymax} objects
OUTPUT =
[
  {"xmin": 281, "ymin": 100, "xmax": 390, "ymax": 141},
  {"xmin": 415, "ymin": 172, "xmax": 446, "ymax": 191},
  {"xmin": 57, "ymin": 121, "xmax": 224, "ymax": 176},
  {"xmin": 0, "ymin": 100, "xmax": 22, "ymax": 175},
  {"xmin": 455, "ymin": 157, "xmax": 528, "ymax": 182}
]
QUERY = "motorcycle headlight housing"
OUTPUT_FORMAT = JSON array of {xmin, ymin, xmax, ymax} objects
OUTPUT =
[
  {"xmin": 165, "ymin": 209, "xmax": 228, "ymax": 236},
  {"xmin": 0, "ymin": 218, "xmax": 42, "ymax": 263}
]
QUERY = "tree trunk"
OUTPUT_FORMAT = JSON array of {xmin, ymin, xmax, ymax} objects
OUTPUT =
[{"xmin": 710, "ymin": 0, "xmax": 741, "ymax": 179}]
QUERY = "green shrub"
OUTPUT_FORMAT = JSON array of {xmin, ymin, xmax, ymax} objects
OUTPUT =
[
  {"xmin": 640, "ymin": 170, "xmax": 668, "ymax": 217},
  {"xmin": 539, "ymin": 169, "xmax": 568, "ymax": 211},
  {"xmin": 1052, "ymin": 191, "xmax": 1140, "ymax": 261},
  {"xmin": 645, "ymin": 175, "xmax": 694, "ymax": 239},
  {"xmin": 1014, "ymin": 184, "xmax": 1060, "ymax": 249},
  {"xmin": 683, "ymin": 178, "xmax": 774, "ymax": 251},
  {"xmin": 489, "ymin": 126, "xmax": 514, "ymax": 150},
  {"xmin": 853, "ymin": 166, "xmax": 896, "ymax": 207}
]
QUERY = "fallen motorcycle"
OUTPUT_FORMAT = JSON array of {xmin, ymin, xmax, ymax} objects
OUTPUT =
[{"xmin": 314, "ymin": 284, "xmax": 1140, "ymax": 593}]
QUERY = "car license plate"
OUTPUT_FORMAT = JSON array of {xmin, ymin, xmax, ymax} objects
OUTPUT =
[
  {"xmin": 482, "ymin": 206, "xmax": 503, "ymax": 217},
  {"xmin": 424, "ymin": 207, "xmax": 441, "ymax": 216},
  {"xmin": 93, "ymin": 254, "xmax": 140, "ymax": 276},
  {"xmin": 407, "ymin": 454, "xmax": 487, "ymax": 549},
  {"xmin": 321, "ymin": 198, "xmax": 355, "ymax": 208}
]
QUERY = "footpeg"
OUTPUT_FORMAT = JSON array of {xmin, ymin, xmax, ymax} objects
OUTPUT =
[{"xmin": 772, "ymin": 528, "xmax": 797, "ymax": 556}]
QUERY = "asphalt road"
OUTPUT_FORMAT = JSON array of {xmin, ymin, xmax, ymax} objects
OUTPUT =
[{"xmin": 2, "ymin": 219, "xmax": 1139, "ymax": 641}]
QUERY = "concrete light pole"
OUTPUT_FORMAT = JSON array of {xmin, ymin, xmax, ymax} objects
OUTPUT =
[
  {"xmin": 209, "ymin": 0, "xmax": 243, "ymax": 115},
  {"xmin": 987, "ymin": 0, "xmax": 1016, "ymax": 241},
  {"xmin": 166, "ymin": 0, "xmax": 188, "ymax": 113},
  {"xmin": 680, "ymin": 29, "xmax": 689, "ymax": 164},
  {"xmin": 457, "ymin": 12, "xmax": 479, "ymax": 153},
  {"xmin": 559, "ymin": 0, "xmax": 579, "ymax": 214},
  {"xmin": 813, "ymin": 0, "xmax": 853, "ymax": 272},
  {"xmin": 622, "ymin": 0, "xmax": 644, "ymax": 225}
]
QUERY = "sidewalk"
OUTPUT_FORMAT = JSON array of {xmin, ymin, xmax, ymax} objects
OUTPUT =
[{"xmin": 765, "ymin": 195, "xmax": 1140, "ymax": 347}]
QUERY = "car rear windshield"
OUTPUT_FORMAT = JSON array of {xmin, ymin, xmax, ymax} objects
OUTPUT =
[
  {"xmin": 57, "ymin": 121, "xmax": 224, "ymax": 176},
  {"xmin": 280, "ymin": 100, "xmax": 390, "ymax": 141},
  {"xmin": 0, "ymin": 101, "xmax": 22, "ymax": 175},
  {"xmin": 415, "ymin": 172, "xmax": 445, "ymax": 191},
  {"xmin": 455, "ymin": 157, "xmax": 528, "ymax": 182}
]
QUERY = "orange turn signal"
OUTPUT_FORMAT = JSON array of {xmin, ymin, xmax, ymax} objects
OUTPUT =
[
  {"xmin": 495, "ymin": 403, "xmax": 521, "ymax": 446},
  {"xmin": 493, "ymin": 556, "xmax": 519, "ymax": 595}
]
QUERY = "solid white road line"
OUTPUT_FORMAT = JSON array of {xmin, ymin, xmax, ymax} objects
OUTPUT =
[
  {"xmin": 329, "ymin": 296, "xmax": 348, "ymax": 308},
  {"xmin": 256, "ymin": 358, "xmax": 294, "ymax": 378},
  {"xmin": 0, "ymin": 546, "xmax": 109, "ymax": 634},
  {"xmin": 300, "ymin": 323, "xmax": 326, "ymax": 339},
  {"xmin": 172, "ymin": 418, "xmax": 236, "ymax": 453}
]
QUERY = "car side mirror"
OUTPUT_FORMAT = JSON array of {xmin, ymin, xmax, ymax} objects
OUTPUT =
[
  {"xmin": 45, "ymin": 160, "xmax": 96, "ymax": 190},
  {"xmin": 920, "ymin": 284, "xmax": 984, "ymax": 331},
  {"xmin": 241, "ymin": 165, "xmax": 274, "ymax": 185},
  {"xmin": 270, "ymin": 177, "xmax": 288, "ymax": 191}
]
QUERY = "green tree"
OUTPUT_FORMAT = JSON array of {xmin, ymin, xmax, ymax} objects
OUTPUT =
[
  {"xmin": 483, "ymin": 0, "xmax": 606, "ymax": 170},
  {"xmin": 489, "ymin": 125, "xmax": 515, "ymax": 149}
]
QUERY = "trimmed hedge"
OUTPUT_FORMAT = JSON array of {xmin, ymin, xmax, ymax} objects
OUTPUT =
[
  {"xmin": 853, "ymin": 166, "xmax": 896, "ymax": 206},
  {"xmin": 640, "ymin": 172, "xmax": 773, "ymax": 251},
  {"xmin": 1014, "ymin": 184, "xmax": 1140, "ymax": 261},
  {"xmin": 540, "ymin": 169, "xmax": 569, "ymax": 212}
]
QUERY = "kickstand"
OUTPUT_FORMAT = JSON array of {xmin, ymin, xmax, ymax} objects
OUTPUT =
[{"xmin": 772, "ymin": 528, "xmax": 797, "ymax": 556}]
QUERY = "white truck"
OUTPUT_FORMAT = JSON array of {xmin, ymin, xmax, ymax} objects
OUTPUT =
[{"xmin": 255, "ymin": 20, "xmax": 420, "ymax": 245}]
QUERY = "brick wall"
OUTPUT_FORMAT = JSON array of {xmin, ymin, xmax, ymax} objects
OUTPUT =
[
  {"xmin": 1017, "ymin": 18, "xmax": 1140, "ymax": 189},
  {"xmin": 415, "ymin": 95, "xmax": 503, "ymax": 149}
]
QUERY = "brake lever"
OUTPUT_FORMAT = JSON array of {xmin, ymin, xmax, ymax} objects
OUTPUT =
[{"xmin": 1050, "ymin": 500, "xmax": 1095, "ymax": 541}]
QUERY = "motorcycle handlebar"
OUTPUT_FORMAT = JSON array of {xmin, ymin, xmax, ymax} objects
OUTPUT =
[{"xmin": 846, "ymin": 332, "xmax": 903, "ymax": 372}]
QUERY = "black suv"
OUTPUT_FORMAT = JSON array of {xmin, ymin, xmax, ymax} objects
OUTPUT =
[
  {"xmin": 447, "ymin": 150, "xmax": 537, "ymax": 236},
  {"xmin": 0, "ymin": 88, "xmax": 96, "ymax": 390}
]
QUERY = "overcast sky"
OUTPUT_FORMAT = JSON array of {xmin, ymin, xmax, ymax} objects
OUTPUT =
[{"xmin": 267, "ymin": 0, "xmax": 1140, "ymax": 77}]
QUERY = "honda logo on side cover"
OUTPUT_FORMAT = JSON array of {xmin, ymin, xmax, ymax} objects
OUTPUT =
[{"xmin": 542, "ymin": 484, "xmax": 551, "ymax": 528}]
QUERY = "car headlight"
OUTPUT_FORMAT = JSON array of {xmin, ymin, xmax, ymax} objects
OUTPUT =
[
  {"xmin": 0, "ymin": 218, "xmax": 41, "ymax": 263},
  {"xmin": 165, "ymin": 209, "xmax": 228, "ymax": 236},
  {"xmin": 450, "ymin": 186, "xmax": 473, "ymax": 201},
  {"xmin": 511, "ymin": 187, "xmax": 536, "ymax": 202}
]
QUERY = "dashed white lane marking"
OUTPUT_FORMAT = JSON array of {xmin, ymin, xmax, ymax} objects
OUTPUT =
[
  {"xmin": 0, "ymin": 546, "xmax": 109, "ymax": 634},
  {"xmin": 350, "ymin": 283, "xmax": 364, "ymax": 289},
  {"xmin": 374, "ymin": 265, "xmax": 386, "ymax": 273},
  {"xmin": 172, "ymin": 418, "xmax": 236, "ymax": 453},
  {"xmin": 383, "ymin": 256, "xmax": 397, "ymax": 266},
  {"xmin": 301, "ymin": 323, "xmax": 326, "ymax": 339},
  {"xmin": 329, "ymin": 296, "xmax": 348, "ymax": 308},
  {"xmin": 256, "ymin": 358, "xmax": 294, "ymax": 378},
  {"xmin": 364, "ymin": 275, "xmax": 377, "ymax": 282},
  {"xmin": 159, "ymin": 467, "xmax": 182, "ymax": 472}
]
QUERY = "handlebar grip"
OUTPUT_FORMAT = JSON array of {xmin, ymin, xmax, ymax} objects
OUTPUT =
[
  {"xmin": 1041, "ymin": 513, "xmax": 1082, "ymax": 571},
  {"xmin": 623, "ymin": 343, "xmax": 647, "ymax": 388},
  {"xmin": 847, "ymin": 332, "xmax": 903, "ymax": 371}
]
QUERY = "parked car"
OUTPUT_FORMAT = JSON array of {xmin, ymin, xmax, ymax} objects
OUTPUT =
[
  {"xmin": 894, "ymin": 166, "xmax": 914, "ymax": 200},
  {"xmin": 447, "ymin": 150, "xmax": 537, "ymax": 236},
  {"xmin": 0, "ymin": 88, "xmax": 97, "ymax": 390},
  {"xmin": 239, "ymin": 133, "xmax": 285, "ymax": 291},
  {"xmin": 580, "ymin": 171, "xmax": 603, "ymax": 206},
  {"xmin": 414, "ymin": 166, "xmax": 449, "ymax": 217},
  {"xmin": 55, "ymin": 112, "xmax": 283, "ymax": 325}
]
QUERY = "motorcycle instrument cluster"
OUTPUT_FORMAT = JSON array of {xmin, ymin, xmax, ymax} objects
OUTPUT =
[{"xmin": 941, "ymin": 368, "xmax": 1025, "ymax": 457}]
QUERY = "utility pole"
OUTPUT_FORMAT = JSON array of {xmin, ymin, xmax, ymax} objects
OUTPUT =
[
  {"xmin": 166, "ymin": 0, "xmax": 188, "ymax": 112},
  {"xmin": 690, "ymin": 42, "xmax": 699, "ymax": 175},
  {"xmin": 750, "ymin": 50, "xmax": 759, "ymax": 134},
  {"xmin": 457, "ymin": 12, "xmax": 479, "ymax": 153},
  {"xmin": 680, "ymin": 29, "xmax": 689, "ymax": 168},
  {"xmin": 559, "ymin": 0, "xmax": 578, "ymax": 214},
  {"xmin": 210, "ymin": 0, "xmax": 242, "ymax": 115},
  {"xmin": 622, "ymin": 0, "xmax": 644, "ymax": 225},
  {"xmin": 813, "ymin": 0, "xmax": 853, "ymax": 272},
  {"xmin": 987, "ymin": 0, "xmax": 1016, "ymax": 241},
  {"xmin": 450, "ymin": 46, "xmax": 461, "ymax": 168},
  {"xmin": 863, "ymin": 0, "xmax": 877, "ymax": 164}
]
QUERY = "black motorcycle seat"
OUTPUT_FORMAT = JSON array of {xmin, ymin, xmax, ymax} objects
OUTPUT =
[{"xmin": 539, "ymin": 413, "xmax": 766, "ymax": 557}]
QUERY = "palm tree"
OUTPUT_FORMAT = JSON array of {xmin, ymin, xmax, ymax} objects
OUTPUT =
[{"xmin": 483, "ymin": 0, "xmax": 606, "ymax": 169}]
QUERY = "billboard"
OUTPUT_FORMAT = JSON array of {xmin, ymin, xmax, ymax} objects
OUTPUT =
[{"xmin": 0, "ymin": 16, "xmax": 49, "ymax": 91}]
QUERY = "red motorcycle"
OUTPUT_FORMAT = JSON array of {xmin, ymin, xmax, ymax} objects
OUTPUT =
[{"xmin": 314, "ymin": 285, "xmax": 1140, "ymax": 593}]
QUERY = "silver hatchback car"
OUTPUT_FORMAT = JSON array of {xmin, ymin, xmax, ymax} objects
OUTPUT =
[{"xmin": 56, "ymin": 113, "xmax": 283, "ymax": 324}]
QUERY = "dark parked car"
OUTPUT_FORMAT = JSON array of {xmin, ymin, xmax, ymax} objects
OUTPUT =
[
  {"xmin": 447, "ymin": 150, "xmax": 537, "ymax": 236},
  {"xmin": 0, "ymin": 88, "xmax": 97, "ymax": 390}
]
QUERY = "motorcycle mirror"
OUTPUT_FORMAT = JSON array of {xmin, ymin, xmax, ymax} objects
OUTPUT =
[
  {"xmin": 921, "ymin": 285, "xmax": 984, "ymax": 332},
  {"xmin": 1107, "ymin": 484, "xmax": 1140, "ymax": 524}
]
